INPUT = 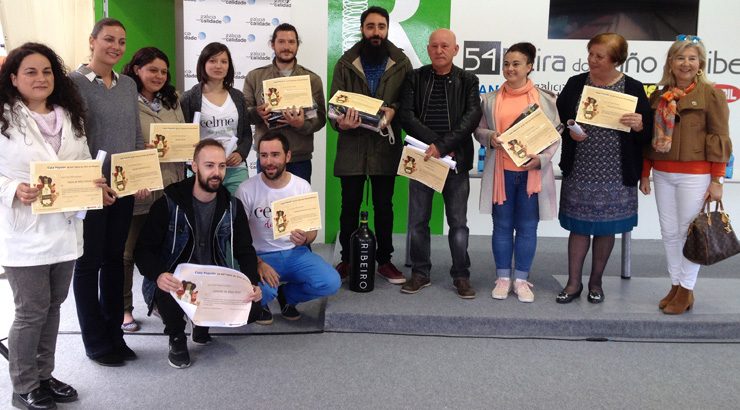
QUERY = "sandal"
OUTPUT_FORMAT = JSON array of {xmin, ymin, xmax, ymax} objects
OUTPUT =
[{"xmin": 121, "ymin": 320, "xmax": 140, "ymax": 332}]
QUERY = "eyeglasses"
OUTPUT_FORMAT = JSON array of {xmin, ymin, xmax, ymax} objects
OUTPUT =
[{"xmin": 676, "ymin": 34, "xmax": 701, "ymax": 43}]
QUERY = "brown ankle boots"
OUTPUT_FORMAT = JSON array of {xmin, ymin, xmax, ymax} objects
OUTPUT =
[
  {"xmin": 663, "ymin": 286, "xmax": 694, "ymax": 315},
  {"xmin": 658, "ymin": 285, "xmax": 680, "ymax": 310}
]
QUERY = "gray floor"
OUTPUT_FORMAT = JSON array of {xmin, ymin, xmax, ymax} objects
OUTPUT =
[{"xmin": 2, "ymin": 235, "xmax": 740, "ymax": 409}]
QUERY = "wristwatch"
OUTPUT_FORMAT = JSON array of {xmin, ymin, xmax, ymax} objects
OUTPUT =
[{"xmin": 711, "ymin": 176, "xmax": 725, "ymax": 185}]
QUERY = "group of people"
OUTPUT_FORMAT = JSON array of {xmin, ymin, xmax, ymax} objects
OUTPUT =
[{"xmin": 0, "ymin": 5, "xmax": 731, "ymax": 410}]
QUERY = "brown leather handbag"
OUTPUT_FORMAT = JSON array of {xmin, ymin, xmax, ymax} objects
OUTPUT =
[{"xmin": 683, "ymin": 200, "xmax": 740, "ymax": 265}]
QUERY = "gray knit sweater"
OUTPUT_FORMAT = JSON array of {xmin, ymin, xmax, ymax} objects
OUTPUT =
[{"xmin": 70, "ymin": 68, "xmax": 144, "ymax": 179}]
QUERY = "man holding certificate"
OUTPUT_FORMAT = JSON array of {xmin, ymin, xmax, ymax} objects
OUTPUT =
[
  {"xmin": 398, "ymin": 29, "xmax": 482, "ymax": 298},
  {"xmin": 135, "ymin": 140, "xmax": 262, "ymax": 369},
  {"xmin": 330, "ymin": 6, "xmax": 412, "ymax": 284},
  {"xmin": 244, "ymin": 23, "xmax": 326, "ymax": 183},
  {"xmin": 235, "ymin": 134, "xmax": 340, "ymax": 324}
]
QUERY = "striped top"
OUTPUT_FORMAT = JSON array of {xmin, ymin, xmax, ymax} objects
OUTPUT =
[{"xmin": 422, "ymin": 73, "xmax": 450, "ymax": 135}]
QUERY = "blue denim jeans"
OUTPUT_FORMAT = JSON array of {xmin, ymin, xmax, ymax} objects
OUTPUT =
[
  {"xmin": 258, "ymin": 246, "xmax": 341, "ymax": 306},
  {"xmin": 492, "ymin": 170, "xmax": 539, "ymax": 280},
  {"xmin": 408, "ymin": 170, "xmax": 470, "ymax": 278}
]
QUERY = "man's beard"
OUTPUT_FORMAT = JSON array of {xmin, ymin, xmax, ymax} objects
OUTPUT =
[
  {"xmin": 275, "ymin": 50, "xmax": 296, "ymax": 65},
  {"xmin": 360, "ymin": 35, "xmax": 389, "ymax": 65},
  {"xmin": 197, "ymin": 172, "xmax": 223, "ymax": 193},
  {"xmin": 262, "ymin": 162, "xmax": 286, "ymax": 180}
]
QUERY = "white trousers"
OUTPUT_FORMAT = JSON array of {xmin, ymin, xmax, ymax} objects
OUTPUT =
[{"xmin": 653, "ymin": 170, "xmax": 710, "ymax": 290}]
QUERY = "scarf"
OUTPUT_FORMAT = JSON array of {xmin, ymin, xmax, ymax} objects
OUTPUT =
[
  {"xmin": 28, "ymin": 105, "xmax": 64, "ymax": 154},
  {"xmin": 652, "ymin": 82, "xmax": 696, "ymax": 153},
  {"xmin": 492, "ymin": 78, "xmax": 541, "ymax": 205}
]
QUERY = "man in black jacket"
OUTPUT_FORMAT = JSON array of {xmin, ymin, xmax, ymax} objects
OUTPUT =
[
  {"xmin": 399, "ymin": 29, "xmax": 482, "ymax": 298},
  {"xmin": 135, "ymin": 139, "xmax": 262, "ymax": 368}
]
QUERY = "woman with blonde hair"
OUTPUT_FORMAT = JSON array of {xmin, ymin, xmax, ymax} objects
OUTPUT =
[{"xmin": 640, "ymin": 35, "xmax": 731, "ymax": 314}]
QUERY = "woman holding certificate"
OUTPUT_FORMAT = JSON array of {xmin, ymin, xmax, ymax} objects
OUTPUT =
[
  {"xmin": 556, "ymin": 33, "xmax": 652, "ymax": 304},
  {"xmin": 69, "ymin": 18, "xmax": 146, "ymax": 367},
  {"xmin": 120, "ymin": 47, "xmax": 186, "ymax": 332},
  {"xmin": 181, "ymin": 42, "xmax": 252, "ymax": 194},
  {"xmin": 0, "ymin": 43, "xmax": 111, "ymax": 409},
  {"xmin": 475, "ymin": 43, "xmax": 561, "ymax": 303},
  {"xmin": 640, "ymin": 36, "xmax": 731, "ymax": 314}
]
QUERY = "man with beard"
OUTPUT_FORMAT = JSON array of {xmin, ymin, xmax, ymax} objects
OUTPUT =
[
  {"xmin": 235, "ymin": 134, "xmax": 340, "ymax": 324},
  {"xmin": 399, "ymin": 29, "xmax": 481, "ymax": 298},
  {"xmin": 244, "ymin": 23, "xmax": 326, "ymax": 183},
  {"xmin": 135, "ymin": 139, "xmax": 263, "ymax": 368},
  {"xmin": 330, "ymin": 6, "xmax": 412, "ymax": 284}
]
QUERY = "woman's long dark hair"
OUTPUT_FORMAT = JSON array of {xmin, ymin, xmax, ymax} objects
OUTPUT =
[
  {"xmin": 122, "ymin": 47, "xmax": 179, "ymax": 110},
  {"xmin": 0, "ymin": 42, "xmax": 85, "ymax": 137}
]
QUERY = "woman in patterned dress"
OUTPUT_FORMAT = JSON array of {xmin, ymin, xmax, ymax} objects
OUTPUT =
[{"xmin": 555, "ymin": 33, "xmax": 652, "ymax": 304}]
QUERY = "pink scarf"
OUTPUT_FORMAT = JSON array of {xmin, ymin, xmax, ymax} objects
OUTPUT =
[{"xmin": 492, "ymin": 79, "xmax": 541, "ymax": 205}]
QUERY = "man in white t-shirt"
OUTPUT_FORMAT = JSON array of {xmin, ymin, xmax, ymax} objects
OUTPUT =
[{"xmin": 235, "ymin": 134, "xmax": 340, "ymax": 323}]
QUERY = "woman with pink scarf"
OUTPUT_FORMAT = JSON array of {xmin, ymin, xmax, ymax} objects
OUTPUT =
[{"xmin": 474, "ymin": 42, "xmax": 561, "ymax": 303}]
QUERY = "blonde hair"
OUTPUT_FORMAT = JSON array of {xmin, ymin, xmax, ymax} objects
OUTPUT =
[{"xmin": 658, "ymin": 39, "xmax": 713, "ymax": 87}]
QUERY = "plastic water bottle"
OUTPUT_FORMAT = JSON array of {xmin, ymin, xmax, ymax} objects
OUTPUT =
[
  {"xmin": 726, "ymin": 153, "xmax": 734, "ymax": 179},
  {"xmin": 478, "ymin": 144, "xmax": 485, "ymax": 173},
  {"xmin": 349, "ymin": 211, "xmax": 375, "ymax": 293}
]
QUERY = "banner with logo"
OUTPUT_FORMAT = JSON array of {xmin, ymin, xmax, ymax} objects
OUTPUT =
[
  {"xmin": 183, "ymin": 0, "xmax": 291, "ymax": 91},
  {"xmin": 180, "ymin": 0, "xmax": 740, "ymax": 240},
  {"xmin": 182, "ymin": 0, "xmax": 292, "ymax": 177}
]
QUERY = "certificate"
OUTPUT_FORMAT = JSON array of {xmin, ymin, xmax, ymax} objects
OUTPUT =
[
  {"xmin": 271, "ymin": 192, "xmax": 322, "ymax": 239},
  {"xmin": 110, "ymin": 149, "xmax": 164, "ymax": 197},
  {"xmin": 30, "ymin": 160, "xmax": 103, "ymax": 214},
  {"xmin": 149, "ymin": 123, "xmax": 200, "ymax": 162},
  {"xmin": 262, "ymin": 75, "xmax": 313, "ymax": 111},
  {"xmin": 396, "ymin": 145, "xmax": 450, "ymax": 193},
  {"xmin": 328, "ymin": 90, "xmax": 383, "ymax": 115},
  {"xmin": 499, "ymin": 108, "xmax": 561, "ymax": 167},
  {"xmin": 171, "ymin": 263, "xmax": 255, "ymax": 327},
  {"xmin": 575, "ymin": 85, "xmax": 638, "ymax": 132}
]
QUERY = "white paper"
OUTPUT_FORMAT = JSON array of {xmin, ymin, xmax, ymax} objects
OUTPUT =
[
  {"xmin": 404, "ymin": 136, "xmax": 457, "ymax": 169},
  {"xmin": 566, "ymin": 119, "xmax": 586, "ymax": 138}
]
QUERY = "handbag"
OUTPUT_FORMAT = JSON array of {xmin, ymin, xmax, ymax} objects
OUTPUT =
[{"xmin": 683, "ymin": 200, "xmax": 740, "ymax": 265}]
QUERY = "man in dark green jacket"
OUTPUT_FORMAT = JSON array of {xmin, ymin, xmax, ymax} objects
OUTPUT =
[{"xmin": 329, "ymin": 6, "xmax": 412, "ymax": 284}]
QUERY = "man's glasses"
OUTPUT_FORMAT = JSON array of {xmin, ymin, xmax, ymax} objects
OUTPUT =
[{"xmin": 676, "ymin": 34, "xmax": 701, "ymax": 43}]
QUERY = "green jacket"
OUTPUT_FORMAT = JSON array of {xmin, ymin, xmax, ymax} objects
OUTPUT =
[{"xmin": 330, "ymin": 40, "xmax": 412, "ymax": 176}]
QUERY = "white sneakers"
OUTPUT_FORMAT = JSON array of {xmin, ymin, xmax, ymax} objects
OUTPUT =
[
  {"xmin": 491, "ymin": 278, "xmax": 512, "ymax": 299},
  {"xmin": 491, "ymin": 278, "xmax": 534, "ymax": 303},
  {"xmin": 513, "ymin": 279, "xmax": 534, "ymax": 303}
]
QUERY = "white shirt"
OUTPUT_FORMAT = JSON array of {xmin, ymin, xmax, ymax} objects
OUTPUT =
[
  {"xmin": 235, "ymin": 172, "xmax": 311, "ymax": 253},
  {"xmin": 199, "ymin": 94, "xmax": 240, "ymax": 165}
]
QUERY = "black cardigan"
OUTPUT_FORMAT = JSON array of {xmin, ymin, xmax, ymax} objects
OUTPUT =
[
  {"xmin": 556, "ymin": 72, "xmax": 652, "ymax": 186},
  {"xmin": 180, "ymin": 84, "xmax": 253, "ymax": 160}
]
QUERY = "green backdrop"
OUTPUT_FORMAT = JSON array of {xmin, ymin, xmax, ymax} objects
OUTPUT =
[
  {"xmin": 325, "ymin": 0, "xmax": 452, "ymax": 244},
  {"xmin": 94, "ymin": 0, "xmax": 177, "ymax": 86}
]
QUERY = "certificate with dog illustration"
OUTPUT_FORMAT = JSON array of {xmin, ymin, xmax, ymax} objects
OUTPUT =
[
  {"xmin": 149, "ymin": 123, "xmax": 200, "ymax": 162},
  {"xmin": 576, "ymin": 85, "xmax": 638, "ymax": 132},
  {"xmin": 110, "ymin": 149, "xmax": 163, "ymax": 197},
  {"xmin": 270, "ymin": 192, "xmax": 322, "ymax": 239},
  {"xmin": 172, "ymin": 263, "xmax": 255, "ymax": 327},
  {"xmin": 30, "ymin": 160, "xmax": 103, "ymax": 214},
  {"xmin": 396, "ymin": 145, "xmax": 449, "ymax": 193},
  {"xmin": 262, "ymin": 75, "xmax": 314, "ymax": 111},
  {"xmin": 498, "ymin": 108, "xmax": 562, "ymax": 167}
]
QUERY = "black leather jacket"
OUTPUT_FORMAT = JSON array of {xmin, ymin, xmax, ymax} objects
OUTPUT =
[{"xmin": 399, "ymin": 65, "xmax": 482, "ymax": 172}]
